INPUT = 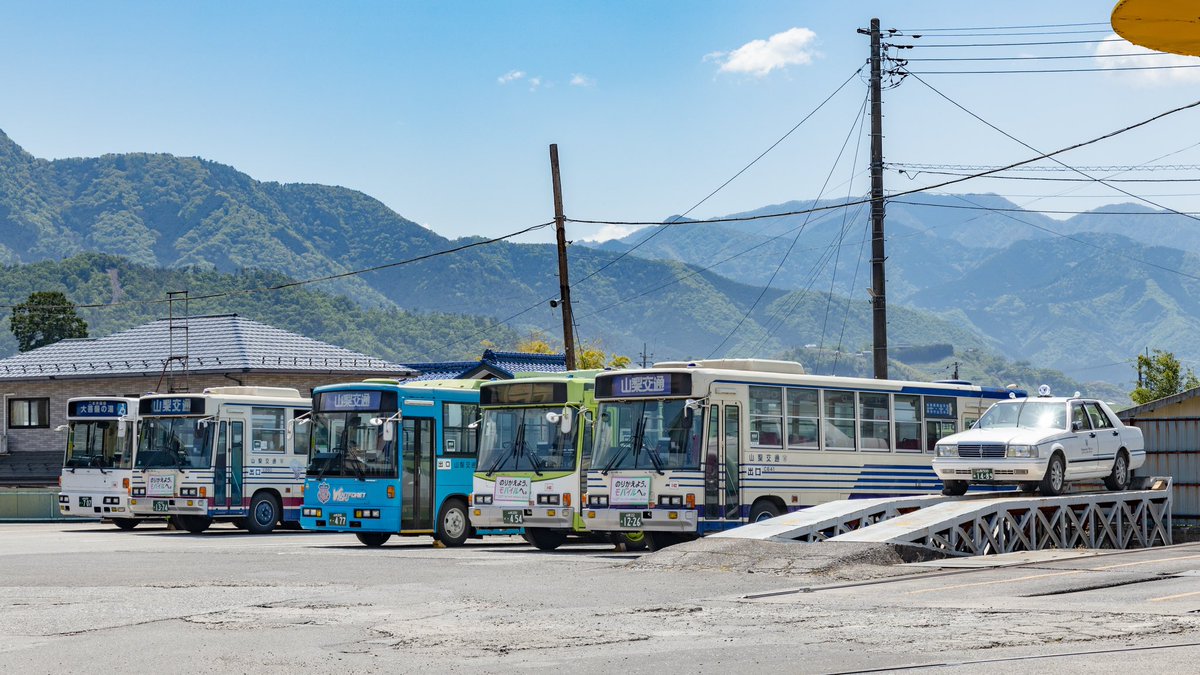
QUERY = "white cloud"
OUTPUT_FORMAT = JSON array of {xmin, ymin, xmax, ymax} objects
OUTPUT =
[
  {"xmin": 1094, "ymin": 33, "xmax": 1200, "ymax": 85},
  {"xmin": 498, "ymin": 70, "xmax": 526, "ymax": 84},
  {"xmin": 528, "ymin": 76, "xmax": 542, "ymax": 91},
  {"xmin": 708, "ymin": 27, "xmax": 819, "ymax": 77},
  {"xmin": 570, "ymin": 73, "xmax": 595, "ymax": 87},
  {"xmin": 582, "ymin": 224, "xmax": 640, "ymax": 242}
]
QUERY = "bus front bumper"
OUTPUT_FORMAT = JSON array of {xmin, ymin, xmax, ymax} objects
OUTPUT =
[
  {"xmin": 129, "ymin": 497, "xmax": 210, "ymax": 517},
  {"xmin": 471, "ymin": 506, "xmax": 575, "ymax": 529},
  {"xmin": 585, "ymin": 507, "xmax": 698, "ymax": 533},
  {"xmin": 58, "ymin": 492, "xmax": 133, "ymax": 517}
]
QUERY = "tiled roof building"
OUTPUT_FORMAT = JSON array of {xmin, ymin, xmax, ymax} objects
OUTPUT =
[{"xmin": 402, "ymin": 349, "xmax": 567, "ymax": 381}]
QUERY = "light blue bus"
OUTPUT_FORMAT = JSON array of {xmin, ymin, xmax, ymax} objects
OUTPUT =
[{"xmin": 300, "ymin": 379, "xmax": 487, "ymax": 547}]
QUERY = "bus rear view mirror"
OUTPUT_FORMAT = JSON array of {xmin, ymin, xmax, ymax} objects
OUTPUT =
[
  {"xmin": 382, "ymin": 421, "xmax": 395, "ymax": 443},
  {"xmin": 117, "ymin": 421, "xmax": 127, "ymax": 438}
]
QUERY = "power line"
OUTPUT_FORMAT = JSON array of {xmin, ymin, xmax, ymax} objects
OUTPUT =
[
  {"xmin": 895, "ymin": 37, "xmax": 1123, "ymax": 48},
  {"xmin": 903, "ymin": 63, "xmax": 1200, "ymax": 74},
  {"xmin": 570, "ymin": 65, "xmax": 866, "ymax": 288},
  {"xmin": 889, "ymin": 200, "xmax": 1200, "ymax": 216},
  {"xmin": 891, "ymin": 169, "xmax": 1200, "ymax": 183},
  {"xmin": 905, "ymin": 71, "xmax": 1200, "ymax": 225},
  {"xmin": 898, "ymin": 29, "xmax": 1115, "ymax": 38},
  {"xmin": 896, "ymin": 22, "xmax": 1110, "ymax": 32},
  {"xmin": 0, "ymin": 220, "xmax": 555, "ymax": 311},
  {"xmin": 905, "ymin": 52, "xmax": 1171, "ymax": 62},
  {"xmin": 889, "ymin": 162, "xmax": 1200, "ymax": 172}
]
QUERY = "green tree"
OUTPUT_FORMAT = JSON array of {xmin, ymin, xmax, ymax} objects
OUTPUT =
[
  {"xmin": 9, "ymin": 291, "xmax": 89, "ymax": 352},
  {"xmin": 1130, "ymin": 349, "xmax": 1200, "ymax": 405}
]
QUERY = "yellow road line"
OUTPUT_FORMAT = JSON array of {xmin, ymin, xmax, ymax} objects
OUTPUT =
[{"xmin": 1150, "ymin": 589, "xmax": 1200, "ymax": 603}]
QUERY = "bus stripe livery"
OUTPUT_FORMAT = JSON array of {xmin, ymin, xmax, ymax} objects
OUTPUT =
[{"xmin": 584, "ymin": 359, "xmax": 1026, "ymax": 549}]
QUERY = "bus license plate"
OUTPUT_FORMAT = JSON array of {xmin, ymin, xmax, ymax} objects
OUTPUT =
[
  {"xmin": 502, "ymin": 510, "xmax": 524, "ymax": 525},
  {"xmin": 972, "ymin": 468, "xmax": 994, "ymax": 481},
  {"xmin": 330, "ymin": 513, "xmax": 347, "ymax": 527},
  {"xmin": 619, "ymin": 512, "xmax": 642, "ymax": 528},
  {"xmin": 152, "ymin": 500, "xmax": 169, "ymax": 513},
  {"xmin": 79, "ymin": 496, "xmax": 92, "ymax": 507}
]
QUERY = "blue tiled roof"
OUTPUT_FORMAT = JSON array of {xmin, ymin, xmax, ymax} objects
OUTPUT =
[
  {"xmin": 401, "ymin": 349, "xmax": 567, "ymax": 381},
  {"xmin": 0, "ymin": 314, "xmax": 414, "ymax": 380}
]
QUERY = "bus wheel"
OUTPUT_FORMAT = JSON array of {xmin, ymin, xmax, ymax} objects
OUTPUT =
[
  {"xmin": 749, "ymin": 500, "xmax": 782, "ymax": 522},
  {"xmin": 436, "ymin": 498, "xmax": 470, "ymax": 547},
  {"xmin": 645, "ymin": 532, "xmax": 681, "ymax": 551},
  {"xmin": 356, "ymin": 532, "xmax": 392, "ymax": 547},
  {"xmin": 612, "ymin": 531, "xmax": 648, "ymax": 551},
  {"xmin": 941, "ymin": 481, "xmax": 969, "ymax": 497},
  {"xmin": 246, "ymin": 493, "xmax": 280, "ymax": 534},
  {"xmin": 525, "ymin": 528, "xmax": 567, "ymax": 551},
  {"xmin": 178, "ymin": 515, "xmax": 211, "ymax": 534},
  {"xmin": 112, "ymin": 518, "xmax": 139, "ymax": 530}
]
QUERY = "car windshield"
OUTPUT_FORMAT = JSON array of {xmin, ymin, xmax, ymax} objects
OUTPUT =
[
  {"xmin": 477, "ymin": 406, "xmax": 579, "ymax": 474},
  {"xmin": 136, "ymin": 417, "xmax": 213, "ymax": 469},
  {"xmin": 592, "ymin": 399, "xmax": 703, "ymax": 472},
  {"xmin": 307, "ymin": 411, "xmax": 397, "ymax": 479},
  {"xmin": 976, "ymin": 401, "xmax": 1066, "ymax": 430},
  {"xmin": 65, "ymin": 420, "xmax": 133, "ymax": 470}
]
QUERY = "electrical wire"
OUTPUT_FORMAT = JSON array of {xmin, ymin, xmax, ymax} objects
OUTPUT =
[
  {"xmin": 905, "ymin": 52, "xmax": 1171, "ymax": 62},
  {"xmin": 894, "ymin": 37, "xmax": 1123, "ymax": 48},
  {"xmin": 889, "ymin": 200, "xmax": 1200, "ymax": 216},
  {"xmin": 570, "ymin": 66, "xmax": 866, "ymax": 289},
  {"xmin": 0, "ymin": 220, "xmax": 555, "ymax": 311},
  {"xmin": 896, "ymin": 22, "xmax": 1110, "ymax": 32},
  {"xmin": 897, "ymin": 29, "xmax": 1115, "ymax": 38},
  {"xmin": 902, "ymin": 63, "xmax": 1200, "ymax": 74},
  {"xmin": 889, "ymin": 162, "xmax": 1200, "ymax": 172},
  {"xmin": 891, "ymin": 169, "xmax": 1200, "ymax": 183},
  {"xmin": 831, "ymin": 219, "xmax": 871, "ymax": 375}
]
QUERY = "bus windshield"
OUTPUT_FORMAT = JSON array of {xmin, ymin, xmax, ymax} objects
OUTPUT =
[
  {"xmin": 477, "ymin": 406, "xmax": 579, "ymax": 475},
  {"xmin": 307, "ymin": 411, "xmax": 397, "ymax": 479},
  {"xmin": 136, "ymin": 417, "xmax": 213, "ymax": 469},
  {"xmin": 976, "ymin": 401, "xmax": 1066, "ymax": 430},
  {"xmin": 592, "ymin": 399, "xmax": 703, "ymax": 472},
  {"xmin": 65, "ymin": 420, "xmax": 132, "ymax": 470}
]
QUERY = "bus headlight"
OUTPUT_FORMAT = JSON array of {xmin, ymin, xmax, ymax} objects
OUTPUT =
[
  {"xmin": 935, "ymin": 444, "xmax": 957, "ymax": 457},
  {"xmin": 474, "ymin": 494, "xmax": 493, "ymax": 505},
  {"xmin": 1007, "ymin": 445, "xmax": 1038, "ymax": 458},
  {"xmin": 536, "ymin": 494, "xmax": 560, "ymax": 505},
  {"xmin": 588, "ymin": 495, "xmax": 609, "ymax": 507},
  {"xmin": 303, "ymin": 507, "xmax": 322, "ymax": 518}
]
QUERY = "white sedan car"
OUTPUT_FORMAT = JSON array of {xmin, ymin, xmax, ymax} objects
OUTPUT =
[{"xmin": 932, "ymin": 395, "xmax": 1145, "ymax": 496}]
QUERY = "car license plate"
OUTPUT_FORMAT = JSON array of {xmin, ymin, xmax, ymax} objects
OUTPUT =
[
  {"xmin": 619, "ymin": 512, "xmax": 642, "ymax": 528},
  {"xmin": 330, "ymin": 513, "xmax": 347, "ymax": 527},
  {"xmin": 79, "ymin": 496, "xmax": 92, "ymax": 507},
  {"xmin": 502, "ymin": 510, "xmax": 524, "ymax": 525},
  {"xmin": 152, "ymin": 500, "xmax": 169, "ymax": 513},
  {"xmin": 972, "ymin": 468, "xmax": 994, "ymax": 481}
]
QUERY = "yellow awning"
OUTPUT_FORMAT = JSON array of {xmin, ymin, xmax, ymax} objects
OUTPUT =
[{"xmin": 1112, "ymin": 0, "xmax": 1200, "ymax": 56}]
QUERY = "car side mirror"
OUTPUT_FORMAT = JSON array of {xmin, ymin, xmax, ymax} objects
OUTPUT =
[{"xmin": 1072, "ymin": 421, "xmax": 1082, "ymax": 432}]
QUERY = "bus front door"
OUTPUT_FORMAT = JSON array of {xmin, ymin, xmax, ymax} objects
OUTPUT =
[
  {"xmin": 229, "ymin": 419, "xmax": 245, "ymax": 509},
  {"xmin": 401, "ymin": 418, "xmax": 436, "ymax": 531},
  {"xmin": 214, "ymin": 421, "xmax": 228, "ymax": 507},
  {"xmin": 723, "ymin": 404, "xmax": 741, "ymax": 523}
]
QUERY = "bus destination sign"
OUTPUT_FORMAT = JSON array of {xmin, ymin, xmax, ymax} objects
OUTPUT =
[
  {"xmin": 69, "ymin": 400, "xmax": 127, "ymax": 418},
  {"xmin": 141, "ymin": 397, "xmax": 205, "ymax": 415},
  {"xmin": 320, "ymin": 391, "xmax": 382, "ymax": 412},
  {"xmin": 613, "ymin": 374, "xmax": 671, "ymax": 397}
]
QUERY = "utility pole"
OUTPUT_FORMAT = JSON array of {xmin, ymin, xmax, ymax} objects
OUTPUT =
[
  {"xmin": 867, "ymin": 17, "xmax": 889, "ymax": 380},
  {"xmin": 549, "ymin": 144, "xmax": 577, "ymax": 370},
  {"xmin": 639, "ymin": 343, "xmax": 654, "ymax": 369}
]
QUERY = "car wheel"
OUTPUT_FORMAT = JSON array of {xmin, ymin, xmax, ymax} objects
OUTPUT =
[
  {"xmin": 749, "ymin": 500, "xmax": 783, "ymax": 522},
  {"xmin": 1039, "ymin": 453, "xmax": 1066, "ymax": 496},
  {"xmin": 1103, "ymin": 451, "xmax": 1131, "ymax": 492},
  {"xmin": 112, "ymin": 518, "xmax": 139, "ymax": 530},
  {"xmin": 941, "ymin": 480, "xmax": 969, "ymax": 496},
  {"xmin": 525, "ymin": 528, "xmax": 568, "ymax": 551},
  {"xmin": 246, "ymin": 492, "xmax": 279, "ymax": 534},
  {"xmin": 436, "ymin": 498, "xmax": 470, "ymax": 547},
  {"xmin": 355, "ymin": 532, "xmax": 392, "ymax": 547}
]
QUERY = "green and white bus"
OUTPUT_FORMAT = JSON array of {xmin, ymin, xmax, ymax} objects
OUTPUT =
[{"xmin": 471, "ymin": 372, "xmax": 642, "ymax": 551}]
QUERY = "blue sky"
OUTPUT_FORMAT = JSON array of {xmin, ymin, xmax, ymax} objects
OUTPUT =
[{"xmin": 3, "ymin": 0, "xmax": 1199, "ymax": 243}]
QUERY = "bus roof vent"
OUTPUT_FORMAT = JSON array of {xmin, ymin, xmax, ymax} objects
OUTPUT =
[
  {"xmin": 652, "ymin": 359, "xmax": 806, "ymax": 375},
  {"xmin": 201, "ymin": 386, "xmax": 303, "ymax": 398}
]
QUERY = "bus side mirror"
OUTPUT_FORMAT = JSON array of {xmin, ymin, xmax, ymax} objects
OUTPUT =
[
  {"xmin": 382, "ymin": 422, "xmax": 395, "ymax": 443},
  {"xmin": 117, "ymin": 422, "xmax": 127, "ymax": 438},
  {"xmin": 559, "ymin": 407, "xmax": 574, "ymax": 435}
]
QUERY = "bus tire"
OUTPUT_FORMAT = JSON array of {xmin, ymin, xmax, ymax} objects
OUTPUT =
[
  {"xmin": 749, "ymin": 500, "xmax": 783, "ymax": 522},
  {"xmin": 112, "ymin": 518, "xmax": 139, "ymax": 530},
  {"xmin": 645, "ymin": 532, "xmax": 681, "ymax": 552},
  {"xmin": 356, "ymin": 532, "xmax": 392, "ymax": 547},
  {"xmin": 436, "ymin": 498, "xmax": 470, "ymax": 547},
  {"xmin": 246, "ymin": 492, "xmax": 280, "ymax": 534},
  {"xmin": 525, "ymin": 528, "xmax": 567, "ymax": 551},
  {"xmin": 178, "ymin": 515, "xmax": 211, "ymax": 534},
  {"xmin": 941, "ymin": 480, "xmax": 969, "ymax": 496},
  {"xmin": 612, "ymin": 531, "xmax": 648, "ymax": 551}
]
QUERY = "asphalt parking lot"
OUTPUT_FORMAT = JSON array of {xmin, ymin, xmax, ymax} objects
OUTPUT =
[{"xmin": 2, "ymin": 522, "xmax": 1200, "ymax": 673}]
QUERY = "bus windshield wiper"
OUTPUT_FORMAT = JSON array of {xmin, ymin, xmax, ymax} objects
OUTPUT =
[
  {"xmin": 641, "ymin": 438, "xmax": 666, "ymax": 476},
  {"xmin": 628, "ymin": 416, "xmax": 664, "ymax": 475},
  {"xmin": 512, "ymin": 418, "xmax": 542, "ymax": 476},
  {"xmin": 484, "ymin": 446, "xmax": 509, "ymax": 476},
  {"xmin": 522, "ymin": 443, "xmax": 544, "ymax": 476},
  {"xmin": 602, "ymin": 414, "xmax": 644, "ymax": 475}
]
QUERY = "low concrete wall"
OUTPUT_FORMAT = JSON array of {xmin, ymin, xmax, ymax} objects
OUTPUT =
[{"xmin": 0, "ymin": 488, "xmax": 82, "ymax": 521}]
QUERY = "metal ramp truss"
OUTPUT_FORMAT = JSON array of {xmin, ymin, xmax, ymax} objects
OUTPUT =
[{"xmin": 716, "ymin": 477, "xmax": 1173, "ymax": 557}]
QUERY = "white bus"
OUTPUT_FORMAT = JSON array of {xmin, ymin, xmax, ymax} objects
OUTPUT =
[
  {"xmin": 584, "ymin": 359, "xmax": 1025, "ymax": 549},
  {"xmin": 129, "ymin": 386, "xmax": 311, "ymax": 534},
  {"xmin": 57, "ymin": 396, "xmax": 143, "ymax": 529}
]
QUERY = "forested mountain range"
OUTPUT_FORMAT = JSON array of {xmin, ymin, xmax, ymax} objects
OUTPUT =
[{"xmin": 0, "ymin": 129, "xmax": 1142, "ymax": 399}]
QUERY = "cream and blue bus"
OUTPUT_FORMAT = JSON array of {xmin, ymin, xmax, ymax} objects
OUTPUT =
[
  {"xmin": 584, "ymin": 359, "xmax": 1025, "ymax": 550},
  {"xmin": 57, "ymin": 396, "xmax": 143, "ymax": 529},
  {"xmin": 129, "ymin": 386, "xmax": 312, "ymax": 534}
]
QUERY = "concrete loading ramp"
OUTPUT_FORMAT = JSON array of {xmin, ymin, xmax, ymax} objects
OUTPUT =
[{"xmin": 715, "ymin": 477, "xmax": 1173, "ymax": 557}]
